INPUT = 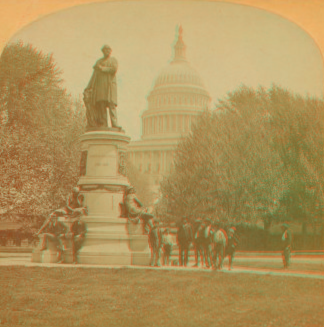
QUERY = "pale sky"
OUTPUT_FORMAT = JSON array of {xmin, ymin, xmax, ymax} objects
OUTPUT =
[{"xmin": 10, "ymin": 1, "xmax": 324, "ymax": 140}]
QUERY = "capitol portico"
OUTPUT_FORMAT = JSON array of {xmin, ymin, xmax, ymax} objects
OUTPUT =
[{"xmin": 127, "ymin": 26, "xmax": 211, "ymax": 195}]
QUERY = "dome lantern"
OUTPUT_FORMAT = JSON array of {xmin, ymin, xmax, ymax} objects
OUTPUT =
[{"xmin": 172, "ymin": 24, "xmax": 187, "ymax": 63}]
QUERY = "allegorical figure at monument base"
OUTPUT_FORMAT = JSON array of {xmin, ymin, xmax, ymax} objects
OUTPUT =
[{"xmin": 83, "ymin": 45, "xmax": 121, "ymax": 129}]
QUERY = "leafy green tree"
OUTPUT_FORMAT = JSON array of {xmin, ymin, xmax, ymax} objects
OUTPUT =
[
  {"xmin": 158, "ymin": 85, "xmax": 323, "ymax": 232},
  {"xmin": 0, "ymin": 42, "xmax": 86, "ymax": 225}
]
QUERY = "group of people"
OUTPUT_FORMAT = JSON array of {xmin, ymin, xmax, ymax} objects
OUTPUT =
[
  {"xmin": 177, "ymin": 217, "xmax": 239, "ymax": 270},
  {"xmin": 146, "ymin": 217, "xmax": 239, "ymax": 270},
  {"xmin": 147, "ymin": 217, "xmax": 293, "ymax": 270}
]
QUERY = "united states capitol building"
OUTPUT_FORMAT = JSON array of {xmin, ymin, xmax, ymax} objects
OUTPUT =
[{"xmin": 127, "ymin": 26, "xmax": 211, "ymax": 197}]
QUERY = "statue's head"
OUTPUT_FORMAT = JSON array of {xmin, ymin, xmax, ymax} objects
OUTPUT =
[
  {"xmin": 72, "ymin": 186, "xmax": 80, "ymax": 195},
  {"xmin": 101, "ymin": 45, "xmax": 112, "ymax": 57}
]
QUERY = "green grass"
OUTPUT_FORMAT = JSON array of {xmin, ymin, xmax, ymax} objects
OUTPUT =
[{"xmin": 0, "ymin": 267, "xmax": 323, "ymax": 327}]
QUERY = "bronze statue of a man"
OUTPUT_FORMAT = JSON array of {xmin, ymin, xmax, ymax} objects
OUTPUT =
[
  {"xmin": 123, "ymin": 186, "xmax": 154, "ymax": 234},
  {"xmin": 84, "ymin": 45, "xmax": 121, "ymax": 129}
]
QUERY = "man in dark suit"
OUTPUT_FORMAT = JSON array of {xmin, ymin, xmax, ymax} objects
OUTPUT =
[
  {"xmin": 177, "ymin": 217, "xmax": 193, "ymax": 267},
  {"xmin": 193, "ymin": 218, "xmax": 205, "ymax": 267}
]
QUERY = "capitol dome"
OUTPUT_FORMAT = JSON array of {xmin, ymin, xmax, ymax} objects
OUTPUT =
[
  {"xmin": 154, "ymin": 60, "xmax": 205, "ymax": 89},
  {"xmin": 128, "ymin": 26, "xmax": 211, "ymax": 194},
  {"xmin": 142, "ymin": 25, "xmax": 211, "ymax": 140}
]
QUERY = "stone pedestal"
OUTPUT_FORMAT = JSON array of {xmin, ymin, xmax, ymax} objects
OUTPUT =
[
  {"xmin": 32, "ymin": 234, "xmax": 61, "ymax": 263},
  {"xmin": 76, "ymin": 130, "xmax": 150, "ymax": 265}
]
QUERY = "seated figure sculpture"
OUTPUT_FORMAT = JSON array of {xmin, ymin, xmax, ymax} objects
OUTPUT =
[
  {"xmin": 122, "ymin": 186, "xmax": 154, "ymax": 234},
  {"xmin": 36, "ymin": 214, "xmax": 67, "ymax": 263},
  {"xmin": 50, "ymin": 186, "xmax": 88, "ymax": 220},
  {"xmin": 35, "ymin": 186, "xmax": 88, "ymax": 263}
]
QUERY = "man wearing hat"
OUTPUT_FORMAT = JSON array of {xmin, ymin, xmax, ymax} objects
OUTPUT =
[
  {"xmin": 281, "ymin": 224, "xmax": 292, "ymax": 269},
  {"xmin": 84, "ymin": 45, "xmax": 121, "ymax": 129},
  {"xmin": 177, "ymin": 217, "xmax": 193, "ymax": 267}
]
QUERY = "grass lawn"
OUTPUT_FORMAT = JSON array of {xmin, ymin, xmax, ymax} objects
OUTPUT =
[{"xmin": 0, "ymin": 267, "xmax": 323, "ymax": 327}]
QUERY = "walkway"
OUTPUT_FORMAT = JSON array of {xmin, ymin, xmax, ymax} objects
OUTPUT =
[{"xmin": 0, "ymin": 252, "xmax": 323, "ymax": 280}]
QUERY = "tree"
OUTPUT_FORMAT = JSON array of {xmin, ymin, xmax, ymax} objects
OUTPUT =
[
  {"xmin": 0, "ymin": 42, "xmax": 86, "ymax": 225},
  {"xmin": 268, "ymin": 87, "xmax": 324, "ymax": 242},
  {"xmin": 158, "ymin": 85, "xmax": 324, "ymax": 231}
]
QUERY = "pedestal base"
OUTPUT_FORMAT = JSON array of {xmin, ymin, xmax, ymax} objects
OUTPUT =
[
  {"xmin": 32, "ymin": 130, "xmax": 152, "ymax": 267},
  {"xmin": 32, "ymin": 249, "xmax": 60, "ymax": 263},
  {"xmin": 76, "ymin": 219, "xmax": 151, "ymax": 266}
]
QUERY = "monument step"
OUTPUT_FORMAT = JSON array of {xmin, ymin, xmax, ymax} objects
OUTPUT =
[
  {"xmin": 82, "ymin": 216, "xmax": 128, "ymax": 222},
  {"xmin": 85, "ymin": 233, "xmax": 149, "ymax": 240}
]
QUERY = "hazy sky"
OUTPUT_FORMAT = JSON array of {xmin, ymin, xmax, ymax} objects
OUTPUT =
[{"xmin": 10, "ymin": 1, "xmax": 324, "ymax": 140}]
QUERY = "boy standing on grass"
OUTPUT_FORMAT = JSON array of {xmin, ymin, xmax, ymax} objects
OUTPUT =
[
  {"xmin": 281, "ymin": 224, "xmax": 292, "ymax": 269},
  {"xmin": 161, "ymin": 228, "xmax": 173, "ymax": 266}
]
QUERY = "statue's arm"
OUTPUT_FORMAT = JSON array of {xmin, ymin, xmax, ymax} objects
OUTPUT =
[
  {"xmin": 125, "ymin": 196, "xmax": 143, "ymax": 216},
  {"xmin": 66, "ymin": 195, "xmax": 74, "ymax": 212},
  {"xmin": 134, "ymin": 197, "xmax": 144, "ymax": 207},
  {"xmin": 99, "ymin": 58, "xmax": 118, "ymax": 74},
  {"xmin": 36, "ymin": 216, "xmax": 50, "ymax": 235}
]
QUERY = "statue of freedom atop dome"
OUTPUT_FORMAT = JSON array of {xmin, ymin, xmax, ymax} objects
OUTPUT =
[{"xmin": 83, "ymin": 45, "xmax": 121, "ymax": 129}]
